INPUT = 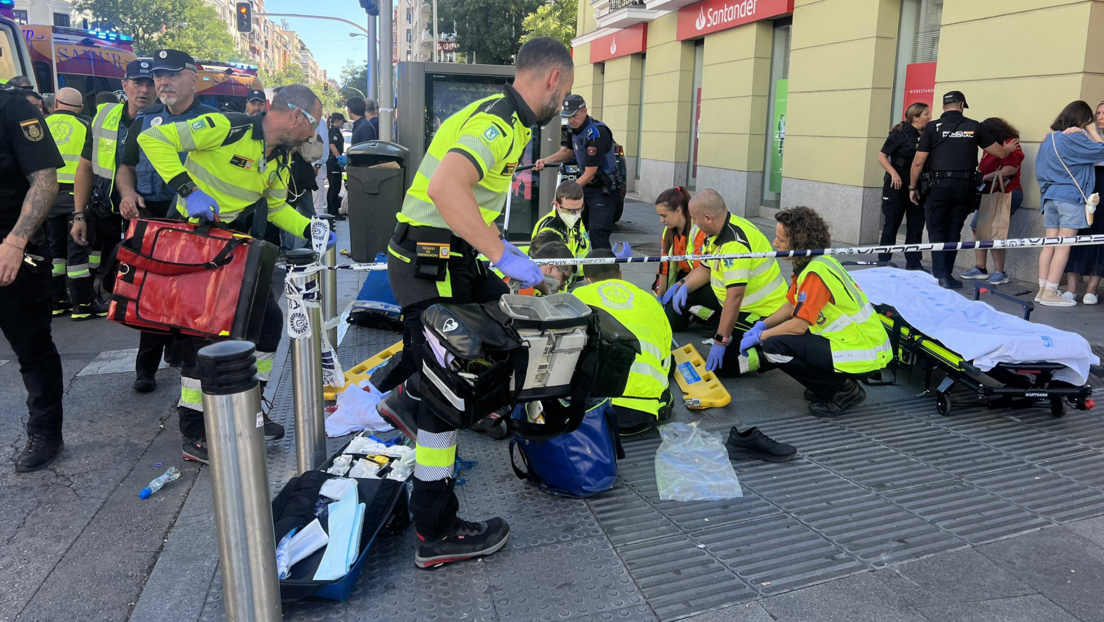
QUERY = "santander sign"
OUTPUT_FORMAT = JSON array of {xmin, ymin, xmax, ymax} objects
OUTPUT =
[{"xmin": 677, "ymin": 0, "xmax": 792, "ymax": 40}]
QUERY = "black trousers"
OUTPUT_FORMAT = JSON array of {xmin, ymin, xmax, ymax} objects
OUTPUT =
[
  {"xmin": 177, "ymin": 286, "xmax": 283, "ymax": 439},
  {"xmin": 387, "ymin": 232, "xmax": 509, "ymax": 538},
  {"xmin": 924, "ymin": 179, "xmax": 975, "ymax": 279},
  {"xmin": 134, "ymin": 199, "xmax": 178, "ymax": 375},
  {"xmin": 664, "ymin": 285, "xmax": 722, "ymax": 332},
  {"xmin": 67, "ymin": 211, "xmax": 122, "ymax": 305},
  {"xmin": 1, "ymin": 232, "xmax": 64, "ymax": 437},
  {"xmin": 44, "ymin": 213, "xmax": 70, "ymax": 305},
  {"xmin": 878, "ymin": 179, "xmax": 925, "ymax": 267},
  {"xmin": 326, "ymin": 164, "xmax": 343, "ymax": 217},
  {"xmin": 758, "ymin": 332, "xmax": 847, "ymax": 400},
  {"xmin": 584, "ymin": 186, "xmax": 615, "ymax": 250}
]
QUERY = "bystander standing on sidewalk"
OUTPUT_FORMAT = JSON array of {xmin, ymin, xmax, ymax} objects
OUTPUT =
[
  {"xmin": 1065, "ymin": 100, "xmax": 1104, "ymax": 304},
  {"xmin": 960, "ymin": 117, "xmax": 1024, "ymax": 285}
]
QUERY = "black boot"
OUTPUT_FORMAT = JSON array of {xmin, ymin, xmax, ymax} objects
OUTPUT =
[
  {"xmin": 726, "ymin": 427, "xmax": 797, "ymax": 463},
  {"xmin": 378, "ymin": 380, "xmax": 421, "ymax": 441},
  {"xmin": 415, "ymin": 517, "xmax": 510, "ymax": 569},
  {"xmin": 809, "ymin": 380, "xmax": 867, "ymax": 417},
  {"xmin": 71, "ymin": 300, "xmax": 110, "ymax": 320},
  {"xmin": 133, "ymin": 372, "xmax": 157, "ymax": 393},
  {"xmin": 16, "ymin": 434, "xmax": 64, "ymax": 473}
]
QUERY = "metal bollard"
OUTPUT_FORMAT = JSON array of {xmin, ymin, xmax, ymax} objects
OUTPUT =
[
  {"xmin": 285, "ymin": 249, "xmax": 327, "ymax": 473},
  {"xmin": 316, "ymin": 214, "xmax": 339, "ymax": 348},
  {"xmin": 198, "ymin": 341, "xmax": 282, "ymax": 622}
]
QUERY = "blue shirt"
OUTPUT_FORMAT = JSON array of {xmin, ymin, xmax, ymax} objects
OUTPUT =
[{"xmin": 1035, "ymin": 131, "xmax": 1104, "ymax": 205}]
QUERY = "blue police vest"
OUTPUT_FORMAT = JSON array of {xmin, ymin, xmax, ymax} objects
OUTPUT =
[
  {"xmin": 134, "ymin": 102, "xmax": 218, "ymax": 201},
  {"xmin": 571, "ymin": 118, "xmax": 617, "ymax": 180}
]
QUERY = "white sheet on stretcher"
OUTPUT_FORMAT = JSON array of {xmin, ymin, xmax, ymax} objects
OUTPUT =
[{"xmin": 851, "ymin": 268, "xmax": 1098, "ymax": 386}]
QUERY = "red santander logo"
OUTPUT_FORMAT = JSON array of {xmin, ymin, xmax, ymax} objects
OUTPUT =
[{"xmin": 677, "ymin": 0, "xmax": 792, "ymax": 40}]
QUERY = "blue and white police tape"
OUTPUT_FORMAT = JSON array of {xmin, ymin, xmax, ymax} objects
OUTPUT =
[
  {"xmin": 284, "ymin": 233, "xmax": 1104, "ymax": 273},
  {"xmin": 284, "ymin": 217, "xmax": 345, "ymax": 388}
]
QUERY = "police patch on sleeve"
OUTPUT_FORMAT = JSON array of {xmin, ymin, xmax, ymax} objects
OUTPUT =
[
  {"xmin": 483, "ymin": 125, "xmax": 500, "ymax": 141},
  {"xmin": 587, "ymin": 146, "xmax": 597, "ymax": 157},
  {"xmin": 192, "ymin": 119, "xmax": 206, "ymax": 130},
  {"xmin": 20, "ymin": 119, "xmax": 43, "ymax": 142}
]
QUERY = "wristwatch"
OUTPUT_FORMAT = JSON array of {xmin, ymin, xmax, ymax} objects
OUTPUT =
[
  {"xmin": 713, "ymin": 333, "xmax": 731, "ymax": 346},
  {"xmin": 178, "ymin": 181, "xmax": 199, "ymax": 198}
]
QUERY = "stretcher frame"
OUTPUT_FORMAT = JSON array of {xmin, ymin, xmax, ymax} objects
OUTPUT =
[{"xmin": 874, "ymin": 281, "xmax": 1094, "ymax": 418}]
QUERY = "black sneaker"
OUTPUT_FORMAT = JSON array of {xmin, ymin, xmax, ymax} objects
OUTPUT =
[
  {"xmin": 52, "ymin": 301, "xmax": 71, "ymax": 317},
  {"xmin": 15, "ymin": 434, "xmax": 63, "ymax": 473},
  {"xmin": 809, "ymin": 380, "xmax": 867, "ymax": 417},
  {"xmin": 262, "ymin": 412, "xmax": 285, "ymax": 442},
  {"xmin": 415, "ymin": 517, "xmax": 510, "ymax": 569},
  {"xmin": 726, "ymin": 427, "xmax": 797, "ymax": 463},
  {"xmin": 803, "ymin": 389, "xmax": 817, "ymax": 402},
  {"xmin": 378, "ymin": 382, "xmax": 420, "ymax": 442},
  {"xmin": 133, "ymin": 372, "xmax": 157, "ymax": 393},
  {"xmin": 183, "ymin": 437, "xmax": 209, "ymax": 465},
  {"xmin": 71, "ymin": 300, "xmax": 110, "ymax": 320}
]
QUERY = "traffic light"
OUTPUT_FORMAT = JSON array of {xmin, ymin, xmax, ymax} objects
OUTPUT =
[
  {"xmin": 235, "ymin": 2, "xmax": 252, "ymax": 33},
  {"xmin": 359, "ymin": 0, "xmax": 379, "ymax": 16},
  {"xmin": 323, "ymin": 83, "xmax": 329, "ymax": 92}
]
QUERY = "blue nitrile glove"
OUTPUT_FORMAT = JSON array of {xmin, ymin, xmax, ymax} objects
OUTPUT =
[
  {"xmin": 613, "ymin": 241, "xmax": 632, "ymax": 259},
  {"xmin": 184, "ymin": 188, "xmax": 219, "ymax": 222},
  {"xmin": 327, "ymin": 231, "xmax": 337, "ymax": 249},
  {"xmin": 494, "ymin": 241, "xmax": 542, "ymax": 288},
  {"xmin": 706, "ymin": 342, "xmax": 726, "ymax": 372},
  {"xmin": 661, "ymin": 283, "xmax": 689, "ymax": 314},
  {"xmin": 336, "ymin": 155, "xmax": 347, "ymax": 167},
  {"xmin": 740, "ymin": 321, "xmax": 766, "ymax": 356}
]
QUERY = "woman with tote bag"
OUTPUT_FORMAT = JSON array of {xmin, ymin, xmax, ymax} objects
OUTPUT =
[{"xmin": 960, "ymin": 118, "xmax": 1024, "ymax": 285}]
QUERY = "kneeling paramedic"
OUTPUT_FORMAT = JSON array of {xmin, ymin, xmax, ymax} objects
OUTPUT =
[
  {"xmin": 740, "ymin": 207, "xmax": 891, "ymax": 417},
  {"xmin": 136, "ymin": 84, "xmax": 330, "ymax": 464},
  {"xmin": 573, "ymin": 249, "xmax": 673, "ymax": 435},
  {"xmin": 663, "ymin": 189, "xmax": 787, "ymax": 376},
  {"xmin": 376, "ymin": 38, "xmax": 575, "ymax": 569},
  {"xmin": 532, "ymin": 180, "xmax": 588, "ymax": 285}
]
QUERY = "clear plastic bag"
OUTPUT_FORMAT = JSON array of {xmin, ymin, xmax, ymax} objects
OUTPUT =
[{"xmin": 655, "ymin": 422, "xmax": 743, "ymax": 501}]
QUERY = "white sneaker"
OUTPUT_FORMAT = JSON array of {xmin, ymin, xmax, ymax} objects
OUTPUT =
[
  {"xmin": 1062, "ymin": 291, "xmax": 1077, "ymax": 302},
  {"xmin": 1039, "ymin": 288, "xmax": 1077, "ymax": 307},
  {"xmin": 1085, "ymin": 293, "xmax": 1099, "ymax": 305}
]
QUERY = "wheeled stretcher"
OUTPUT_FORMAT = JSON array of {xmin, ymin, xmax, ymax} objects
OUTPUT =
[{"xmin": 851, "ymin": 268, "xmax": 1097, "ymax": 418}]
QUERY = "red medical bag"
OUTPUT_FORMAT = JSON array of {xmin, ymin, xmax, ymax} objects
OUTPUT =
[{"xmin": 108, "ymin": 218, "xmax": 277, "ymax": 342}]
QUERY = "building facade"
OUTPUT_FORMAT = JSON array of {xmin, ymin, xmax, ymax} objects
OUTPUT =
[
  {"xmin": 572, "ymin": 0, "xmax": 1104, "ymax": 279},
  {"xmin": 395, "ymin": 0, "xmax": 459, "ymax": 63},
  {"xmin": 9, "ymin": 0, "xmax": 88, "ymax": 27}
]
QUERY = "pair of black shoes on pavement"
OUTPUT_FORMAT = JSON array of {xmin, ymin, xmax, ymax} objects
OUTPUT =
[
  {"xmin": 726, "ymin": 427, "xmax": 797, "ymax": 463},
  {"xmin": 182, "ymin": 414, "xmax": 285, "ymax": 465},
  {"xmin": 803, "ymin": 379, "xmax": 867, "ymax": 416},
  {"xmin": 15, "ymin": 434, "xmax": 63, "ymax": 473}
]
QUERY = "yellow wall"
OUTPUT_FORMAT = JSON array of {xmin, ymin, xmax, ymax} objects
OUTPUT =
[
  {"xmin": 784, "ymin": 0, "xmax": 900, "ymax": 188},
  {"xmin": 936, "ymin": 0, "xmax": 1102, "ymax": 208},
  {"xmin": 571, "ymin": 43, "xmax": 605, "ymax": 120},
  {"xmin": 697, "ymin": 22, "xmax": 774, "ymax": 173},
  {"xmin": 601, "ymin": 55, "xmax": 644, "ymax": 158},
  {"xmin": 640, "ymin": 13, "xmax": 695, "ymax": 163}
]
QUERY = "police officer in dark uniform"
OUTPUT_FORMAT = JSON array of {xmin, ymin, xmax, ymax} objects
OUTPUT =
[
  {"xmin": 909, "ymin": 91, "xmax": 1018, "ymax": 289},
  {"xmin": 0, "ymin": 84, "xmax": 67, "ymax": 472},
  {"xmin": 245, "ymin": 89, "xmax": 267, "ymax": 115},
  {"xmin": 877, "ymin": 102, "xmax": 930, "ymax": 270},
  {"xmin": 535, "ymin": 94, "xmax": 621, "ymax": 250}
]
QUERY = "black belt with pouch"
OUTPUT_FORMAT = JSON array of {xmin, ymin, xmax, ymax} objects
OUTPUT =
[{"xmin": 393, "ymin": 222, "xmax": 474, "ymax": 282}]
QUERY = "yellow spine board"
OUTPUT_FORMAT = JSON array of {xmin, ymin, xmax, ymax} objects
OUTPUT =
[
  {"xmin": 671, "ymin": 343, "xmax": 731, "ymax": 409},
  {"xmin": 324, "ymin": 340, "xmax": 404, "ymax": 401}
]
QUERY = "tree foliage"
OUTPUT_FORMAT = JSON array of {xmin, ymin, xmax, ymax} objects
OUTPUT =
[
  {"xmin": 339, "ymin": 60, "xmax": 370, "ymax": 102},
  {"xmin": 438, "ymin": 0, "xmax": 543, "ymax": 65},
  {"xmin": 258, "ymin": 62, "xmax": 307, "ymax": 90},
  {"xmin": 520, "ymin": 0, "xmax": 577, "ymax": 48},
  {"xmin": 75, "ymin": 0, "xmax": 236, "ymax": 59}
]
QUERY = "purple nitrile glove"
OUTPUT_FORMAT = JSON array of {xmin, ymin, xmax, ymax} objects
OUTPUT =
[
  {"xmin": 664, "ymin": 283, "xmax": 689, "ymax": 314},
  {"xmin": 494, "ymin": 241, "xmax": 542, "ymax": 288},
  {"xmin": 184, "ymin": 188, "xmax": 219, "ymax": 221},
  {"xmin": 739, "ymin": 321, "xmax": 766, "ymax": 356},
  {"xmin": 327, "ymin": 231, "xmax": 337, "ymax": 249},
  {"xmin": 613, "ymin": 241, "xmax": 632, "ymax": 259},
  {"xmin": 705, "ymin": 342, "xmax": 726, "ymax": 372}
]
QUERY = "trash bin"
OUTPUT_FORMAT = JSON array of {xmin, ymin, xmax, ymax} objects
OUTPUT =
[{"xmin": 345, "ymin": 141, "xmax": 410, "ymax": 263}]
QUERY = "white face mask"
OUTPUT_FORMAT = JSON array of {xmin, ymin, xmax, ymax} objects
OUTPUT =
[{"xmin": 558, "ymin": 209, "xmax": 581, "ymax": 229}]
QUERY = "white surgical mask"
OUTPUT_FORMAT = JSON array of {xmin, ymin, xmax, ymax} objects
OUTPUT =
[{"xmin": 559, "ymin": 210, "xmax": 581, "ymax": 229}]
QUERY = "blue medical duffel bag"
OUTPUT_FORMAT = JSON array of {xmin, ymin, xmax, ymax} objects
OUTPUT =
[{"xmin": 508, "ymin": 398, "xmax": 624, "ymax": 498}]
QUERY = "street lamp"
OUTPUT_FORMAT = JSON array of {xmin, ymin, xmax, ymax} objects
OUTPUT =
[{"xmin": 349, "ymin": 32, "xmax": 366, "ymax": 38}]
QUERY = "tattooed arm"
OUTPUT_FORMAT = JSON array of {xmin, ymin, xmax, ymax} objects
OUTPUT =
[{"xmin": 0, "ymin": 169, "xmax": 59, "ymax": 286}]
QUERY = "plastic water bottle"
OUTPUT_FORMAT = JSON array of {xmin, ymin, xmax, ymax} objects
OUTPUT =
[{"xmin": 139, "ymin": 466, "xmax": 181, "ymax": 499}]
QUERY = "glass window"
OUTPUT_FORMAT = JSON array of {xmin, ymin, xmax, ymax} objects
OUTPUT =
[
  {"xmin": 890, "ymin": 0, "xmax": 942, "ymax": 122},
  {"xmin": 53, "ymin": 13, "xmax": 71, "ymax": 27},
  {"xmin": 636, "ymin": 55, "xmax": 645, "ymax": 181},
  {"xmin": 761, "ymin": 20, "xmax": 791, "ymax": 208},
  {"xmin": 11, "ymin": 10, "xmax": 28, "ymax": 25}
]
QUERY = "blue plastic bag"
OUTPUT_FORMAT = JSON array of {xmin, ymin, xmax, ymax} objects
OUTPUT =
[
  {"xmin": 509, "ymin": 399, "xmax": 623, "ymax": 498},
  {"xmin": 348, "ymin": 252, "xmax": 401, "ymax": 331}
]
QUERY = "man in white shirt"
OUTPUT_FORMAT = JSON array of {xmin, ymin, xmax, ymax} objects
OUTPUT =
[{"xmin": 312, "ymin": 116, "xmax": 330, "ymax": 214}]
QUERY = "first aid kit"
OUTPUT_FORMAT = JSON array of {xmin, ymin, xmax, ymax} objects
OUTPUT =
[
  {"xmin": 108, "ymin": 218, "xmax": 276, "ymax": 341},
  {"xmin": 498, "ymin": 294, "xmax": 591, "ymax": 399}
]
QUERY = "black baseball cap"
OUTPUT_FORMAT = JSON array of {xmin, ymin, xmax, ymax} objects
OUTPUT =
[
  {"xmin": 943, "ymin": 90, "xmax": 969, "ymax": 108},
  {"xmin": 125, "ymin": 59, "xmax": 154, "ymax": 81},
  {"xmin": 561, "ymin": 94, "xmax": 586, "ymax": 118},
  {"xmin": 150, "ymin": 49, "xmax": 197, "ymax": 72},
  {"xmin": 246, "ymin": 89, "xmax": 266, "ymax": 102}
]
